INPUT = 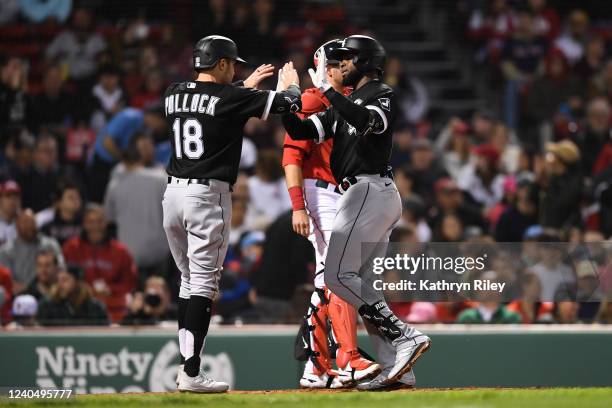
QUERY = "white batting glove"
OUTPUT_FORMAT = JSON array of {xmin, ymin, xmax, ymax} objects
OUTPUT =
[
  {"xmin": 275, "ymin": 69, "xmax": 283, "ymax": 92},
  {"xmin": 308, "ymin": 51, "xmax": 331, "ymax": 93}
]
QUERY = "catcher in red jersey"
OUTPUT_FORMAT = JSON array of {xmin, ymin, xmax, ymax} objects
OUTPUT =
[{"xmin": 282, "ymin": 39, "xmax": 381, "ymax": 389}]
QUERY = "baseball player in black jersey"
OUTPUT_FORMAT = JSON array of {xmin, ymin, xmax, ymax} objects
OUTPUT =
[
  {"xmin": 282, "ymin": 35, "xmax": 431, "ymax": 391},
  {"xmin": 163, "ymin": 35, "xmax": 302, "ymax": 393}
]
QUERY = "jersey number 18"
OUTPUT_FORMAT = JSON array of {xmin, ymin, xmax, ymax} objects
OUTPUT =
[{"xmin": 172, "ymin": 118, "xmax": 204, "ymax": 159}]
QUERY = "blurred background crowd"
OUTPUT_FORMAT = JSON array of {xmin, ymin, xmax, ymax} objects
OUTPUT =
[{"xmin": 0, "ymin": 0, "xmax": 611, "ymax": 328}]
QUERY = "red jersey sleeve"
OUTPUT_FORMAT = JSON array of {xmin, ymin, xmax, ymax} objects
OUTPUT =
[{"xmin": 282, "ymin": 89, "xmax": 328, "ymax": 167}]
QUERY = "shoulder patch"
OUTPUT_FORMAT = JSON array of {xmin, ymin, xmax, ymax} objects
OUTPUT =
[{"xmin": 379, "ymin": 98, "xmax": 391, "ymax": 112}]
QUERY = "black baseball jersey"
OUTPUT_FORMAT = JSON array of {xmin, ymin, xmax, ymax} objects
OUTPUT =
[
  {"xmin": 309, "ymin": 80, "xmax": 396, "ymax": 182},
  {"xmin": 164, "ymin": 81, "xmax": 276, "ymax": 183}
]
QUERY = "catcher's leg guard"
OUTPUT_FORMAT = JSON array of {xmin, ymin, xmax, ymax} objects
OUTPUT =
[
  {"xmin": 295, "ymin": 289, "xmax": 332, "ymax": 377},
  {"xmin": 328, "ymin": 291, "xmax": 381, "ymax": 382}
]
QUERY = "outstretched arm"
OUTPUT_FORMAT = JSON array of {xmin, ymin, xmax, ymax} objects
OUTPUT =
[{"xmin": 309, "ymin": 51, "xmax": 386, "ymax": 135}]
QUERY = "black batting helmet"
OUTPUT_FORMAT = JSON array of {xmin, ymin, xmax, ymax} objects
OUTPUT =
[
  {"xmin": 193, "ymin": 35, "xmax": 246, "ymax": 70},
  {"xmin": 329, "ymin": 35, "xmax": 386, "ymax": 74},
  {"xmin": 313, "ymin": 39, "xmax": 343, "ymax": 67}
]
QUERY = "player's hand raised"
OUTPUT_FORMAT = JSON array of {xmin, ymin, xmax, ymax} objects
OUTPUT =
[
  {"xmin": 292, "ymin": 209, "xmax": 310, "ymax": 237},
  {"xmin": 243, "ymin": 64, "xmax": 275, "ymax": 89},
  {"xmin": 277, "ymin": 61, "xmax": 300, "ymax": 91},
  {"xmin": 308, "ymin": 50, "xmax": 331, "ymax": 92}
]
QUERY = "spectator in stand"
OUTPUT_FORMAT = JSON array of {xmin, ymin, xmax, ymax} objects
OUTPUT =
[
  {"xmin": 539, "ymin": 140, "xmax": 582, "ymax": 229},
  {"xmin": 123, "ymin": 45, "xmax": 161, "ymax": 98},
  {"xmin": 572, "ymin": 98, "xmax": 611, "ymax": 176},
  {"xmin": 401, "ymin": 196, "xmax": 431, "ymax": 243},
  {"xmin": 471, "ymin": 110, "xmax": 498, "ymax": 145},
  {"xmin": 3, "ymin": 130, "xmax": 35, "ymax": 179},
  {"xmin": 0, "ymin": 0, "xmax": 20, "ymax": 25},
  {"xmin": 0, "ymin": 180, "xmax": 21, "ymax": 245},
  {"xmin": 29, "ymin": 64, "xmax": 73, "ymax": 133},
  {"xmin": 456, "ymin": 270, "xmax": 522, "ymax": 323},
  {"xmin": 574, "ymin": 36, "xmax": 606, "ymax": 83},
  {"xmin": 63, "ymin": 204, "xmax": 137, "ymax": 322},
  {"xmin": 37, "ymin": 264, "xmax": 109, "ymax": 326},
  {"xmin": 385, "ymin": 57, "xmax": 429, "ymax": 124},
  {"xmin": 495, "ymin": 181, "xmax": 538, "ymax": 242},
  {"xmin": 246, "ymin": 150, "xmax": 291, "ymax": 229},
  {"xmin": 130, "ymin": 69, "xmax": 164, "ymax": 109},
  {"xmin": 45, "ymin": 7, "xmax": 107, "ymax": 82},
  {"xmin": 121, "ymin": 276, "xmax": 176, "ymax": 325},
  {"xmin": 19, "ymin": 0, "xmax": 72, "ymax": 24},
  {"xmin": 428, "ymin": 177, "xmax": 485, "ymax": 232},
  {"xmin": 390, "ymin": 124, "xmax": 413, "ymax": 168},
  {"xmin": 506, "ymin": 271, "xmax": 554, "ymax": 323},
  {"xmin": 37, "ymin": 182, "xmax": 83, "ymax": 245},
  {"xmin": 591, "ymin": 167, "xmax": 612, "ymax": 237},
  {"xmin": 531, "ymin": 239, "xmax": 576, "ymax": 300},
  {"xmin": 435, "ymin": 118, "xmax": 477, "ymax": 184},
  {"xmin": 501, "ymin": 8, "xmax": 548, "ymax": 129},
  {"xmin": 104, "ymin": 135, "xmax": 168, "ymax": 279},
  {"xmin": 528, "ymin": 0, "xmax": 560, "ymax": 41},
  {"xmin": 491, "ymin": 123, "xmax": 521, "ymax": 174},
  {"xmin": 229, "ymin": 194, "xmax": 249, "ymax": 247},
  {"xmin": 526, "ymin": 48, "xmax": 583, "ymax": 129},
  {"xmin": 596, "ymin": 301, "xmax": 612, "ymax": 324},
  {"xmin": 24, "ymin": 249, "xmax": 59, "ymax": 301},
  {"xmin": 88, "ymin": 106, "xmax": 166, "ymax": 202},
  {"xmin": 250, "ymin": 211, "xmax": 313, "ymax": 323},
  {"xmin": 8, "ymin": 293, "xmax": 38, "ymax": 327},
  {"xmin": 0, "ymin": 209, "xmax": 64, "ymax": 294},
  {"xmin": 406, "ymin": 138, "xmax": 447, "ymax": 205},
  {"xmin": 554, "ymin": 10, "xmax": 590, "ymax": 66},
  {"xmin": 90, "ymin": 64, "xmax": 126, "ymax": 132},
  {"xmin": 433, "ymin": 213, "xmax": 464, "ymax": 242},
  {"xmin": 552, "ymin": 284, "xmax": 579, "ymax": 323},
  {"xmin": 109, "ymin": 134, "xmax": 163, "ymax": 181},
  {"xmin": 15, "ymin": 134, "xmax": 60, "ymax": 212},
  {"xmin": 468, "ymin": 0, "xmax": 515, "ymax": 63},
  {"xmin": 217, "ymin": 231, "xmax": 264, "ymax": 321},
  {"xmin": 463, "ymin": 144, "xmax": 505, "ymax": 210},
  {"xmin": 589, "ymin": 59, "xmax": 612, "ymax": 104},
  {"xmin": 0, "ymin": 56, "xmax": 28, "ymax": 132},
  {"xmin": 0, "ymin": 264, "xmax": 12, "ymax": 325}
]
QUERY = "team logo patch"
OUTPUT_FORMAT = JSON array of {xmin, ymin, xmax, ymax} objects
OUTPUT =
[
  {"xmin": 379, "ymin": 98, "xmax": 391, "ymax": 111},
  {"xmin": 354, "ymin": 98, "xmax": 363, "ymax": 105}
]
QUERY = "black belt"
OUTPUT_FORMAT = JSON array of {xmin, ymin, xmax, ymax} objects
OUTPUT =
[
  {"xmin": 167, "ymin": 176, "xmax": 210, "ymax": 186},
  {"xmin": 337, "ymin": 169, "xmax": 394, "ymax": 194},
  {"xmin": 315, "ymin": 179, "xmax": 341, "ymax": 194}
]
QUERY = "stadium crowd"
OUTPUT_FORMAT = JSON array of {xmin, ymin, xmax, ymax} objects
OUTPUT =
[{"xmin": 0, "ymin": 0, "xmax": 611, "ymax": 328}]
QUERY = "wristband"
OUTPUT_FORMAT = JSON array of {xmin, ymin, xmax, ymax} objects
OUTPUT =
[{"xmin": 288, "ymin": 186, "xmax": 306, "ymax": 211}]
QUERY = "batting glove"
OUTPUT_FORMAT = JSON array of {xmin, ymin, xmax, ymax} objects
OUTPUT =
[{"xmin": 308, "ymin": 52, "xmax": 331, "ymax": 93}]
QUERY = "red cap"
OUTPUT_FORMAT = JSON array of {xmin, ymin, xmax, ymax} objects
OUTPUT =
[
  {"xmin": 1, "ymin": 180, "xmax": 21, "ymax": 195},
  {"xmin": 434, "ymin": 177, "xmax": 459, "ymax": 194},
  {"xmin": 473, "ymin": 143, "xmax": 500, "ymax": 166}
]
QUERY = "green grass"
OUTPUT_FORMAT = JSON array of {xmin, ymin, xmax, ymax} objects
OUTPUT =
[{"xmin": 2, "ymin": 388, "xmax": 612, "ymax": 408}]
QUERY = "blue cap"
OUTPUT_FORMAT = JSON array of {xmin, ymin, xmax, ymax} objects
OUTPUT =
[{"xmin": 523, "ymin": 225, "xmax": 543, "ymax": 240}]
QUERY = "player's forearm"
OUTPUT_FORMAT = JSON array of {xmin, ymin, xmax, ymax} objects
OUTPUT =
[
  {"xmin": 284, "ymin": 164, "xmax": 304, "ymax": 188},
  {"xmin": 323, "ymin": 88, "xmax": 371, "ymax": 131},
  {"xmin": 284, "ymin": 164, "xmax": 306, "ymax": 211},
  {"xmin": 102, "ymin": 136, "xmax": 122, "ymax": 160},
  {"xmin": 269, "ymin": 85, "xmax": 302, "ymax": 114},
  {"xmin": 281, "ymin": 113, "xmax": 319, "ymax": 140}
]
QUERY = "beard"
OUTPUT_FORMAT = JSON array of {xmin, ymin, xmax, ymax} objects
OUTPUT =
[{"xmin": 342, "ymin": 68, "xmax": 362, "ymax": 87}]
